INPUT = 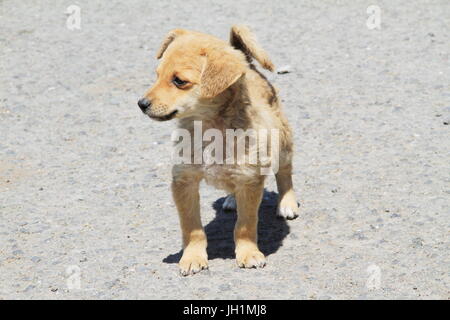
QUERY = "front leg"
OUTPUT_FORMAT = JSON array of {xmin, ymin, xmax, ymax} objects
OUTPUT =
[
  {"xmin": 172, "ymin": 170, "xmax": 207, "ymax": 276},
  {"xmin": 234, "ymin": 180, "xmax": 266, "ymax": 268}
]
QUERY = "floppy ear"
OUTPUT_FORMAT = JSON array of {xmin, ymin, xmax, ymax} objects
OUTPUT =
[
  {"xmin": 230, "ymin": 24, "xmax": 274, "ymax": 72},
  {"xmin": 200, "ymin": 49, "xmax": 246, "ymax": 99},
  {"xmin": 156, "ymin": 29, "xmax": 185, "ymax": 59}
]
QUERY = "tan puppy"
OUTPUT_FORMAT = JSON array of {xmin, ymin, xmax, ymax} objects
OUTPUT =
[{"xmin": 138, "ymin": 25, "xmax": 299, "ymax": 275}]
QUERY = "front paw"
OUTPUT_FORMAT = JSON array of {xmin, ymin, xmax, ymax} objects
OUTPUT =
[
  {"xmin": 179, "ymin": 250, "xmax": 208, "ymax": 276},
  {"xmin": 236, "ymin": 247, "xmax": 266, "ymax": 269}
]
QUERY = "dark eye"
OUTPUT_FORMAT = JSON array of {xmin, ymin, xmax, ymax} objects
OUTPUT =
[{"xmin": 172, "ymin": 76, "xmax": 188, "ymax": 88}]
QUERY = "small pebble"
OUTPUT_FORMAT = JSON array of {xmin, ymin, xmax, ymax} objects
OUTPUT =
[{"xmin": 277, "ymin": 65, "xmax": 292, "ymax": 74}]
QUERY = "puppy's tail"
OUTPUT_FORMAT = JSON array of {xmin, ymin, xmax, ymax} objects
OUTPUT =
[{"xmin": 230, "ymin": 24, "xmax": 275, "ymax": 72}]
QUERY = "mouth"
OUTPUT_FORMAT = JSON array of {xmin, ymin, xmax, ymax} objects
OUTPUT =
[{"xmin": 149, "ymin": 110, "xmax": 178, "ymax": 121}]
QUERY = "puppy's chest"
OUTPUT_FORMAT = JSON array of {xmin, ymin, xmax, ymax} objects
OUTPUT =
[
  {"xmin": 201, "ymin": 163, "xmax": 256, "ymax": 192},
  {"xmin": 198, "ymin": 140, "xmax": 259, "ymax": 191},
  {"xmin": 175, "ymin": 123, "xmax": 263, "ymax": 191}
]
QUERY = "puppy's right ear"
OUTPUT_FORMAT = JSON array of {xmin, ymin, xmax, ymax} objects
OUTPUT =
[
  {"xmin": 156, "ymin": 29, "xmax": 185, "ymax": 59},
  {"xmin": 200, "ymin": 49, "xmax": 246, "ymax": 99}
]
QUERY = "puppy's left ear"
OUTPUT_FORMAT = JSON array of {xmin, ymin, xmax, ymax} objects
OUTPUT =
[
  {"xmin": 200, "ymin": 49, "xmax": 246, "ymax": 99},
  {"xmin": 156, "ymin": 29, "xmax": 185, "ymax": 59}
]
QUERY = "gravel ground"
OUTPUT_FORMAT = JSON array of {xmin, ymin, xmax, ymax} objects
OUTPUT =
[{"xmin": 0, "ymin": 0, "xmax": 449, "ymax": 299}]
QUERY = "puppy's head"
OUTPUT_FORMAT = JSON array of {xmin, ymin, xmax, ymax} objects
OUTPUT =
[{"xmin": 138, "ymin": 29, "xmax": 247, "ymax": 121}]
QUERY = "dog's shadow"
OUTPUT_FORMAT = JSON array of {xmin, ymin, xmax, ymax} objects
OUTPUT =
[{"xmin": 163, "ymin": 190, "xmax": 290, "ymax": 263}]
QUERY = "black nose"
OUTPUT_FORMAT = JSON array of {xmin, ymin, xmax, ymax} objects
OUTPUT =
[{"xmin": 138, "ymin": 98, "xmax": 151, "ymax": 113}]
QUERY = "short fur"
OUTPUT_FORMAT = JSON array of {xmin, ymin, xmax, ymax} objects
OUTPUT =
[{"xmin": 139, "ymin": 25, "xmax": 299, "ymax": 275}]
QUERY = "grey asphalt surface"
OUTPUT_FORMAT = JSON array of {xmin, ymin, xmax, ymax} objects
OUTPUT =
[{"xmin": 0, "ymin": 0, "xmax": 449, "ymax": 299}]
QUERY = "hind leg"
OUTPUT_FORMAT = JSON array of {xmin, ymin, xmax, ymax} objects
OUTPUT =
[
  {"xmin": 222, "ymin": 194, "xmax": 237, "ymax": 211},
  {"xmin": 275, "ymin": 161, "xmax": 299, "ymax": 220}
]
